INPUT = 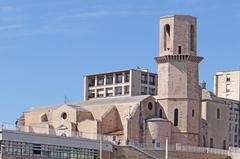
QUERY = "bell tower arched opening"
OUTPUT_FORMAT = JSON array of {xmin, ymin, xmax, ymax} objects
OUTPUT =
[
  {"xmin": 164, "ymin": 24, "xmax": 170, "ymax": 51},
  {"xmin": 190, "ymin": 24, "xmax": 195, "ymax": 52}
]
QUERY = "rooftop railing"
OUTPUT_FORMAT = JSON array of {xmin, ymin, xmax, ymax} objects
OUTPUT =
[
  {"xmin": 129, "ymin": 140, "xmax": 236, "ymax": 157},
  {"xmin": 0, "ymin": 122, "xmax": 114, "ymax": 143}
]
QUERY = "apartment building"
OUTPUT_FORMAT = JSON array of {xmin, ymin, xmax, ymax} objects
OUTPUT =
[
  {"xmin": 214, "ymin": 70, "xmax": 240, "ymax": 101},
  {"xmin": 214, "ymin": 70, "xmax": 240, "ymax": 147},
  {"xmin": 228, "ymin": 101, "xmax": 240, "ymax": 147},
  {"xmin": 83, "ymin": 69, "xmax": 158, "ymax": 100}
]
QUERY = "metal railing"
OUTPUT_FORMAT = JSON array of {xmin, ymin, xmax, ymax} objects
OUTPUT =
[
  {"xmin": 0, "ymin": 122, "xmax": 114, "ymax": 143},
  {"xmin": 129, "ymin": 140, "xmax": 230, "ymax": 156}
]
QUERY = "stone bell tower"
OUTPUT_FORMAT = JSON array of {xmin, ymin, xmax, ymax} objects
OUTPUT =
[{"xmin": 155, "ymin": 15, "xmax": 203, "ymax": 146}]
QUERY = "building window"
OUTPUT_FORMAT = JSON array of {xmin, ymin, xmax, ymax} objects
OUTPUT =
[
  {"xmin": 115, "ymin": 86, "xmax": 122, "ymax": 95},
  {"xmin": 203, "ymin": 136, "xmax": 206, "ymax": 147},
  {"xmin": 235, "ymin": 124, "xmax": 238, "ymax": 133},
  {"xmin": 124, "ymin": 86, "xmax": 129, "ymax": 95},
  {"xmin": 33, "ymin": 144, "xmax": 42, "ymax": 155},
  {"xmin": 174, "ymin": 109, "xmax": 178, "ymax": 126},
  {"xmin": 141, "ymin": 86, "xmax": 148, "ymax": 95},
  {"xmin": 159, "ymin": 109, "xmax": 163, "ymax": 118},
  {"xmin": 217, "ymin": 108, "xmax": 220, "ymax": 119},
  {"xmin": 190, "ymin": 25, "xmax": 195, "ymax": 51},
  {"xmin": 61, "ymin": 112, "xmax": 67, "ymax": 120},
  {"xmin": 124, "ymin": 72, "xmax": 130, "ymax": 83},
  {"xmin": 235, "ymin": 135, "xmax": 238, "ymax": 143},
  {"xmin": 97, "ymin": 76, "xmax": 104, "ymax": 86},
  {"xmin": 148, "ymin": 102, "xmax": 153, "ymax": 110},
  {"xmin": 41, "ymin": 114, "xmax": 48, "ymax": 122},
  {"xmin": 164, "ymin": 24, "xmax": 171, "ymax": 51},
  {"xmin": 178, "ymin": 46, "xmax": 182, "ymax": 54},
  {"xmin": 88, "ymin": 76, "xmax": 95, "ymax": 87},
  {"xmin": 226, "ymin": 94, "xmax": 230, "ymax": 98},
  {"xmin": 106, "ymin": 88, "xmax": 113, "ymax": 97},
  {"xmin": 141, "ymin": 73, "xmax": 148, "ymax": 84},
  {"xmin": 149, "ymin": 74, "xmax": 156, "ymax": 85},
  {"xmin": 1, "ymin": 141, "xmax": 97, "ymax": 158},
  {"xmin": 149, "ymin": 88, "xmax": 156, "ymax": 95},
  {"xmin": 210, "ymin": 138, "xmax": 214, "ymax": 148},
  {"xmin": 223, "ymin": 140, "xmax": 226, "ymax": 150},
  {"xmin": 226, "ymin": 74, "xmax": 231, "ymax": 82},
  {"xmin": 192, "ymin": 109, "xmax": 195, "ymax": 117},
  {"xmin": 88, "ymin": 90, "xmax": 95, "ymax": 99},
  {"xmin": 226, "ymin": 84, "xmax": 230, "ymax": 92},
  {"xmin": 106, "ymin": 74, "xmax": 113, "ymax": 85},
  {"xmin": 97, "ymin": 89, "xmax": 104, "ymax": 98},
  {"xmin": 115, "ymin": 73, "xmax": 123, "ymax": 83}
]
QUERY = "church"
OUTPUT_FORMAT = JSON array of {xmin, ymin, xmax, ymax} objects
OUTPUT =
[{"xmin": 17, "ymin": 15, "xmax": 239, "ymax": 150}]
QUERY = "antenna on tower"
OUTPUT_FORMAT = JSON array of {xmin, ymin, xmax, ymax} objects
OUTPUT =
[{"xmin": 64, "ymin": 95, "xmax": 69, "ymax": 104}]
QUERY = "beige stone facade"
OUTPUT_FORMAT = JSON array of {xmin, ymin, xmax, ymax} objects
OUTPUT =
[
  {"xmin": 15, "ymin": 14, "xmax": 240, "ymax": 153},
  {"xmin": 155, "ymin": 15, "xmax": 203, "ymax": 146}
]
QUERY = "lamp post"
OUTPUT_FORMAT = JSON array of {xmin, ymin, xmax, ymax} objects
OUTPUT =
[
  {"xmin": 165, "ymin": 136, "xmax": 168, "ymax": 159},
  {"xmin": 100, "ymin": 134, "xmax": 102, "ymax": 159},
  {"xmin": 126, "ymin": 105, "xmax": 132, "ymax": 145},
  {"xmin": 99, "ymin": 121, "xmax": 103, "ymax": 159}
]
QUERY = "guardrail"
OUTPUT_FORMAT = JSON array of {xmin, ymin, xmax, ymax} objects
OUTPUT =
[
  {"xmin": 129, "ymin": 140, "xmax": 230, "ymax": 156},
  {"xmin": 0, "ymin": 122, "xmax": 114, "ymax": 143}
]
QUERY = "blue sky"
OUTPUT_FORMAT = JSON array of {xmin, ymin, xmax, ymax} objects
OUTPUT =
[{"xmin": 0, "ymin": 0, "xmax": 239, "ymax": 123}]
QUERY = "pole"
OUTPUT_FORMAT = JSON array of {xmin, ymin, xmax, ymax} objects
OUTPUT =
[
  {"xmin": 100, "ymin": 134, "xmax": 102, "ymax": 159},
  {"xmin": 165, "ymin": 136, "xmax": 168, "ymax": 159}
]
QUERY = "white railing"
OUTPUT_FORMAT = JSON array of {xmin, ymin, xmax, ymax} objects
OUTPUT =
[
  {"xmin": 129, "ymin": 140, "xmax": 229, "ymax": 156},
  {"xmin": 0, "ymin": 122, "xmax": 114, "ymax": 143},
  {"xmin": 229, "ymin": 147, "xmax": 240, "ymax": 159}
]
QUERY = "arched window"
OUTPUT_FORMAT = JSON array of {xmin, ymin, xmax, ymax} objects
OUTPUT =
[
  {"xmin": 210, "ymin": 138, "xmax": 214, "ymax": 148},
  {"xmin": 203, "ymin": 136, "xmax": 206, "ymax": 147},
  {"xmin": 159, "ymin": 109, "xmax": 163, "ymax": 118},
  {"xmin": 223, "ymin": 140, "xmax": 226, "ymax": 150},
  {"xmin": 192, "ymin": 109, "xmax": 195, "ymax": 117},
  {"xmin": 190, "ymin": 25, "xmax": 195, "ymax": 51},
  {"xmin": 217, "ymin": 108, "xmax": 220, "ymax": 119},
  {"xmin": 164, "ymin": 24, "xmax": 170, "ymax": 51},
  {"xmin": 174, "ymin": 109, "xmax": 178, "ymax": 126},
  {"xmin": 41, "ymin": 114, "xmax": 48, "ymax": 122},
  {"xmin": 148, "ymin": 102, "xmax": 153, "ymax": 111}
]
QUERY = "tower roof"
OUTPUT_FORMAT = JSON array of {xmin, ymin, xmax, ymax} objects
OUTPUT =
[{"xmin": 160, "ymin": 15, "xmax": 196, "ymax": 19}]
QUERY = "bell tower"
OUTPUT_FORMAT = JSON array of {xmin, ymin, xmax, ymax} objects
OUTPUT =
[{"xmin": 155, "ymin": 15, "xmax": 203, "ymax": 146}]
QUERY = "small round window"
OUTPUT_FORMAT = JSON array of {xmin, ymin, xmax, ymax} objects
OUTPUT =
[
  {"xmin": 148, "ymin": 102, "xmax": 153, "ymax": 110},
  {"xmin": 61, "ymin": 112, "xmax": 67, "ymax": 120}
]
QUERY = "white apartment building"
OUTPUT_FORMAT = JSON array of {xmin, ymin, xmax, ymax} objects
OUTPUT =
[
  {"xmin": 84, "ymin": 69, "xmax": 158, "ymax": 101},
  {"xmin": 214, "ymin": 70, "xmax": 240, "ymax": 101},
  {"xmin": 214, "ymin": 70, "xmax": 240, "ymax": 147}
]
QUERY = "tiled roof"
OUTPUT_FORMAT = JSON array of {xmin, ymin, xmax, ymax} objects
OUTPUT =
[
  {"xmin": 26, "ymin": 95, "xmax": 151, "ymax": 112},
  {"xmin": 75, "ymin": 95, "xmax": 151, "ymax": 107}
]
